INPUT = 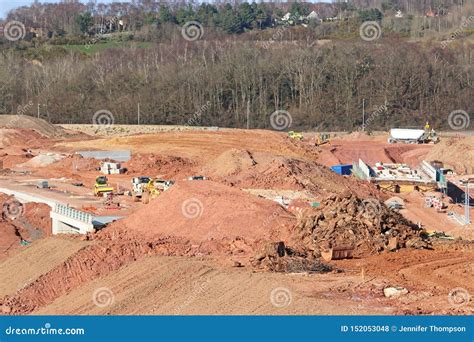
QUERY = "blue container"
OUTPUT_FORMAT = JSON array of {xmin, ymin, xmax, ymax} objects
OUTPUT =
[{"xmin": 330, "ymin": 164, "xmax": 353, "ymax": 175}]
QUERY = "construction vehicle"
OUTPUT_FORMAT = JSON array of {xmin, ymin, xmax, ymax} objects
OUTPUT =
[
  {"xmin": 315, "ymin": 133, "xmax": 330, "ymax": 146},
  {"xmin": 320, "ymin": 245, "xmax": 354, "ymax": 261},
  {"xmin": 131, "ymin": 177, "xmax": 174, "ymax": 203},
  {"xmin": 93, "ymin": 176, "xmax": 114, "ymax": 197},
  {"xmin": 388, "ymin": 128, "xmax": 439, "ymax": 144},
  {"xmin": 288, "ymin": 131, "xmax": 303, "ymax": 140},
  {"xmin": 188, "ymin": 175, "xmax": 206, "ymax": 181}
]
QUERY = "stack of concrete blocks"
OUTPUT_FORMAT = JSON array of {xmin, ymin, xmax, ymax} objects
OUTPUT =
[{"xmin": 100, "ymin": 162, "xmax": 123, "ymax": 175}]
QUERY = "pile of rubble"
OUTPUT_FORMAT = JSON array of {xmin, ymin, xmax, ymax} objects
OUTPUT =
[
  {"xmin": 250, "ymin": 241, "xmax": 334, "ymax": 273},
  {"xmin": 290, "ymin": 193, "xmax": 431, "ymax": 258}
]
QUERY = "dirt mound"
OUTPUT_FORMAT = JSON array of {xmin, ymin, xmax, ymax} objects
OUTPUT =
[
  {"xmin": 291, "ymin": 193, "xmax": 430, "ymax": 258},
  {"xmin": 17, "ymin": 153, "xmax": 66, "ymax": 168},
  {"xmin": 22, "ymin": 203, "xmax": 52, "ymax": 237},
  {"xmin": 201, "ymin": 149, "xmax": 382, "ymax": 198},
  {"xmin": 0, "ymin": 115, "xmax": 65, "ymax": 138},
  {"xmin": 0, "ymin": 221, "xmax": 21, "ymax": 257},
  {"xmin": 0, "ymin": 128, "xmax": 47, "ymax": 149},
  {"xmin": 0, "ymin": 241, "xmax": 154, "ymax": 314},
  {"xmin": 201, "ymin": 148, "xmax": 256, "ymax": 177},
  {"xmin": 47, "ymin": 154, "xmax": 98, "ymax": 172},
  {"xmin": 384, "ymin": 145, "xmax": 431, "ymax": 167},
  {"xmin": 426, "ymin": 136, "xmax": 474, "ymax": 174},
  {"xmin": 124, "ymin": 153, "xmax": 197, "ymax": 178},
  {"xmin": 0, "ymin": 195, "xmax": 53, "ymax": 259},
  {"xmin": 110, "ymin": 180, "xmax": 295, "ymax": 252}
]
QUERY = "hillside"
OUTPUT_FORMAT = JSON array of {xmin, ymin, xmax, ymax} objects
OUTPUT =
[{"xmin": 0, "ymin": 1, "xmax": 472, "ymax": 130}]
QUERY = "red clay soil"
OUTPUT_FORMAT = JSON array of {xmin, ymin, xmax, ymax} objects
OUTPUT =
[
  {"xmin": 426, "ymin": 136, "xmax": 474, "ymax": 174},
  {"xmin": 110, "ymin": 180, "xmax": 295, "ymax": 249},
  {"xmin": 0, "ymin": 221, "xmax": 22, "ymax": 257},
  {"xmin": 0, "ymin": 128, "xmax": 48, "ymax": 149},
  {"xmin": 0, "ymin": 241, "xmax": 156, "ymax": 314},
  {"xmin": 123, "ymin": 153, "xmax": 198, "ymax": 179},
  {"xmin": 317, "ymin": 140, "xmax": 432, "ymax": 168},
  {"xmin": 0, "ymin": 195, "xmax": 52, "ymax": 259},
  {"xmin": 47, "ymin": 154, "xmax": 99, "ymax": 173},
  {"xmin": 22, "ymin": 203, "xmax": 52, "ymax": 237},
  {"xmin": 201, "ymin": 148, "xmax": 384, "ymax": 198}
]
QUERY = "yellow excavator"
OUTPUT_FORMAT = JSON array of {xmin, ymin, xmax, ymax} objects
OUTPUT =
[
  {"xmin": 288, "ymin": 131, "xmax": 304, "ymax": 140},
  {"xmin": 131, "ymin": 177, "xmax": 174, "ymax": 204},
  {"xmin": 315, "ymin": 133, "xmax": 331, "ymax": 146},
  {"xmin": 93, "ymin": 176, "xmax": 114, "ymax": 197}
]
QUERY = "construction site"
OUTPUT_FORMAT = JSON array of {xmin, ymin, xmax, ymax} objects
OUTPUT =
[{"xmin": 0, "ymin": 115, "xmax": 472, "ymax": 315}]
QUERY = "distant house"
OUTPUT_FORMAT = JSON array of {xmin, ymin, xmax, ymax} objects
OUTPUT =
[
  {"xmin": 307, "ymin": 11, "xmax": 322, "ymax": 22},
  {"xmin": 395, "ymin": 10, "xmax": 403, "ymax": 18},
  {"xmin": 282, "ymin": 12, "xmax": 291, "ymax": 21},
  {"xmin": 426, "ymin": 9, "xmax": 437, "ymax": 18},
  {"xmin": 30, "ymin": 26, "xmax": 46, "ymax": 38}
]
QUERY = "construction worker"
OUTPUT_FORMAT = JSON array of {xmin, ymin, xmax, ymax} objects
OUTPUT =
[{"xmin": 424, "ymin": 121, "xmax": 430, "ymax": 131}]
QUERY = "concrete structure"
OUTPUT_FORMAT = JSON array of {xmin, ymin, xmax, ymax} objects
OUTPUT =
[
  {"xmin": 76, "ymin": 150, "xmax": 131, "ymax": 162},
  {"xmin": 0, "ymin": 187, "xmax": 56, "ymax": 207},
  {"xmin": 0, "ymin": 187, "xmax": 121, "ymax": 235},
  {"xmin": 50, "ymin": 203, "xmax": 94, "ymax": 235},
  {"xmin": 351, "ymin": 160, "xmax": 438, "ymax": 193},
  {"xmin": 100, "ymin": 162, "xmax": 124, "ymax": 175},
  {"xmin": 50, "ymin": 204, "xmax": 122, "ymax": 235}
]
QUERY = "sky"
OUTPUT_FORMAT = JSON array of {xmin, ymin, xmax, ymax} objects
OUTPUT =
[
  {"xmin": 0, "ymin": 0, "xmax": 332, "ymax": 19},
  {"xmin": 0, "ymin": 0, "xmax": 120, "ymax": 18}
]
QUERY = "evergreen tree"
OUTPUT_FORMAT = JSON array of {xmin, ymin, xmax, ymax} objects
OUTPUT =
[
  {"xmin": 238, "ymin": 3, "xmax": 255, "ymax": 30},
  {"xmin": 221, "ymin": 8, "xmax": 243, "ymax": 34},
  {"xmin": 76, "ymin": 12, "xmax": 93, "ymax": 34},
  {"xmin": 159, "ymin": 5, "xmax": 175, "ymax": 24},
  {"xmin": 358, "ymin": 8, "xmax": 383, "ymax": 22},
  {"xmin": 254, "ymin": 3, "xmax": 271, "ymax": 29}
]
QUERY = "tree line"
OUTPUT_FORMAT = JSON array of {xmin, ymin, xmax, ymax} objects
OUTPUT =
[
  {"xmin": 2, "ymin": 0, "xmax": 470, "ymax": 38},
  {"xmin": 0, "ymin": 37, "xmax": 472, "ymax": 131}
]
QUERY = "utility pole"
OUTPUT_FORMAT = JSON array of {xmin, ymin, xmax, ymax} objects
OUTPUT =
[
  {"xmin": 246, "ymin": 99, "xmax": 250, "ymax": 130},
  {"xmin": 137, "ymin": 103, "xmax": 140, "ymax": 125},
  {"xmin": 465, "ymin": 180, "xmax": 470, "ymax": 225},
  {"xmin": 461, "ymin": 178, "xmax": 472, "ymax": 225},
  {"xmin": 362, "ymin": 98, "xmax": 365, "ymax": 131}
]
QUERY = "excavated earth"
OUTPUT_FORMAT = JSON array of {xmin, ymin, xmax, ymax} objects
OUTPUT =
[{"xmin": 0, "ymin": 119, "xmax": 472, "ymax": 315}]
